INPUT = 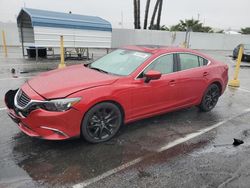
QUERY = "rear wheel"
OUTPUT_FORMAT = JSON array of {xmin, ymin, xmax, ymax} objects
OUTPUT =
[
  {"xmin": 81, "ymin": 102, "xmax": 122, "ymax": 143},
  {"xmin": 199, "ymin": 84, "xmax": 220, "ymax": 112}
]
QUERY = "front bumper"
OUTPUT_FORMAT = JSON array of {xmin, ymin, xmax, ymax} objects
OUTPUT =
[{"xmin": 5, "ymin": 88, "xmax": 82, "ymax": 140}]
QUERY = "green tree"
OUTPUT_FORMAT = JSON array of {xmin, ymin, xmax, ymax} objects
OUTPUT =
[
  {"xmin": 170, "ymin": 19, "xmax": 214, "ymax": 33},
  {"xmin": 240, "ymin": 27, "xmax": 250, "ymax": 34},
  {"xmin": 160, "ymin": 25, "xmax": 169, "ymax": 31},
  {"xmin": 170, "ymin": 23, "xmax": 185, "ymax": 32},
  {"xmin": 201, "ymin": 26, "xmax": 213, "ymax": 33}
]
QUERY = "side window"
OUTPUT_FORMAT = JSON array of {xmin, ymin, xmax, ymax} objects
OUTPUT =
[
  {"xmin": 198, "ymin": 56, "xmax": 209, "ymax": 66},
  {"xmin": 144, "ymin": 54, "xmax": 174, "ymax": 75},
  {"xmin": 179, "ymin": 53, "xmax": 200, "ymax": 71}
]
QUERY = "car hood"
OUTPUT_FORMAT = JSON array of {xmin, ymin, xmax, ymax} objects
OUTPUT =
[{"xmin": 28, "ymin": 64, "xmax": 118, "ymax": 99}]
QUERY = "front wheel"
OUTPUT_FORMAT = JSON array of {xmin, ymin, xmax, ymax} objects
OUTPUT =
[
  {"xmin": 81, "ymin": 102, "xmax": 123, "ymax": 143},
  {"xmin": 199, "ymin": 84, "xmax": 220, "ymax": 112}
]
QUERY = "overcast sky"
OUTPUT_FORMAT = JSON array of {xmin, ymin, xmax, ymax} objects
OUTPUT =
[{"xmin": 0, "ymin": 0, "xmax": 249, "ymax": 30}]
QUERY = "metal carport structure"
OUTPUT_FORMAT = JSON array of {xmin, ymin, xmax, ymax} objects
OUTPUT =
[{"xmin": 17, "ymin": 8, "xmax": 112, "ymax": 57}]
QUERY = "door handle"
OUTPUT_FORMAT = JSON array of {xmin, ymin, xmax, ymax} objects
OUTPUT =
[
  {"xmin": 169, "ymin": 80, "xmax": 176, "ymax": 86},
  {"xmin": 203, "ymin": 72, "xmax": 209, "ymax": 77}
]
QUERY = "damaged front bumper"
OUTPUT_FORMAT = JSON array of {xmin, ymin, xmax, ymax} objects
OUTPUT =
[
  {"xmin": 5, "ymin": 89, "xmax": 41, "ymax": 137},
  {"xmin": 4, "ymin": 89, "xmax": 82, "ymax": 140}
]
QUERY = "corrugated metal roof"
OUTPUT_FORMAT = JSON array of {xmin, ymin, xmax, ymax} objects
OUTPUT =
[{"xmin": 17, "ymin": 8, "xmax": 112, "ymax": 32}]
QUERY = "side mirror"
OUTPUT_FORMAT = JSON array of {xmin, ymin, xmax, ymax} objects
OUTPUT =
[{"xmin": 144, "ymin": 70, "xmax": 162, "ymax": 83}]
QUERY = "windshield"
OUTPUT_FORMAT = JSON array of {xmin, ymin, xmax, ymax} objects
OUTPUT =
[{"xmin": 90, "ymin": 49, "xmax": 151, "ymax": 76}]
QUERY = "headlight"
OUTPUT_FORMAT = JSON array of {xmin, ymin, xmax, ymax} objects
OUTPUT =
[{"xmin": 39, "ymin": 97, "xmax": 81, "ymax": 112}]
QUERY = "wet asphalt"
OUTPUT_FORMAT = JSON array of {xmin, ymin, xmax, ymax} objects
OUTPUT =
[{"xmin": 1, "ymin": 48, "xmax": 250, "ymax": 188}]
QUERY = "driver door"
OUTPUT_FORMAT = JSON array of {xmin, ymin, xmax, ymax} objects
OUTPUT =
[{"xmin": 129, "ymin": 53, "xmax": 180, "ymax": 120}]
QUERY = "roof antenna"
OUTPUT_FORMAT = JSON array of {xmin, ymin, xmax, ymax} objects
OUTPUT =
[{"xmin": 23, "ymin": 1, "xmax": 26, "ymax": 8}]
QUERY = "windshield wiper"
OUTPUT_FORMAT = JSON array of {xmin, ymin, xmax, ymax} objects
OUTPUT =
[
  {"xmin": 83, "ymin": 62, "xmax": 91, "ymax": 67},
  {"xmin": 89, "ymin": 66, "xmax": 109, "ymax": 74}
]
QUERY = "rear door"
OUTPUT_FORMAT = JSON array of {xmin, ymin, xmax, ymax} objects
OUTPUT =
[{"xmin": 176, "ymin": 53, "xmax": 210, "ymax": 106}]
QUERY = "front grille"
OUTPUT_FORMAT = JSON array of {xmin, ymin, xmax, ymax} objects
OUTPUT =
[{"xmin": 16, "ymin": 89, "xmax": 31, "ymax": 108}]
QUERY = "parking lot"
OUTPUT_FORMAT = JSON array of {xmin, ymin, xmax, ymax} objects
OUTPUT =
[{"xmin": 1, "ymin": 48, "xmax": 250, "ymax": 188}]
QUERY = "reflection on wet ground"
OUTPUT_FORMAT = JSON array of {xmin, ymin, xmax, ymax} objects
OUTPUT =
[
  {"xmin": 1, "ymin": 87, "xmax": 250, "ymax": 187},
  {"xmin": 1, "ymin": 50, "xmax": 250, "ymax": 187},
  {"xmin": 89, "ymin": 112, "xmax": 250, "ymax": 188}
]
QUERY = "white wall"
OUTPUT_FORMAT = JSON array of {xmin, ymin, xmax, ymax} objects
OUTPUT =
[
  {"xmin": 1, "ymin": 22, "xmax": 250, "ymax": 50},
  {"xmin": 112, "ymin": 28, "xmax": 250, "ymax": 50},
  {"xmin": 33, "ymin": 26, "xmax": 112, "ymax": 48},
  {"xmin": 111, "ymin": 29, "xmax": 173, "ymax": 47},
  {"xmin": 188, "ymin": 32, "xmax": 250, "ymax": 50},
  {"xmin": 0, "ymin": 22, "xmax": 20, "ymax": 46}
]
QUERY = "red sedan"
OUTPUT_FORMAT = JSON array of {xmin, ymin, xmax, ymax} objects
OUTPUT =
[{"xmin": 5, "ymin": 46, "xmax": 228, "ymax": 143}]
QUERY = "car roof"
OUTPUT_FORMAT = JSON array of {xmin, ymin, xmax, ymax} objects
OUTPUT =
[{"xmin": 122, "ymin": 45, "xmax": 205, "ymax": 55}]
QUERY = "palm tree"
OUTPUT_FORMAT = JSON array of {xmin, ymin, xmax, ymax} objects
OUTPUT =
[
  {"xmin": 160, "ymin": 25, "xmax": 169, "ymax": 31},
  {"xmin": 133, "ymin": 0, "xmax": 138, "ymax": 29},
  {"xmin": 182, "ymin": 19, "xmax": 202, "ymax": 32},
  {"xmin": 170, "ymin": 19, "xmax": 213, "ymax": 33},
  {"xmin": 156, "ymin": 0, "xmax": 163, "ymax": 30},
  {"xmin": 240, "ymin": 27, "xmax": 250, "ymax": 34},
  {"xmin": 137, "ymin": 0, "xmax": 141, "ymax": 29},
  {"xmin": 143, "ymin": 0, "xmax": 151, "ymax": 29},
  {"xmin": 134, "ymin": 0, "xmax": 163, "ymax": 30},
  {"xmin": 149, "ymin": 0, "xmax": 160, "ymax": 29},
  {"xmin": 201, "ymin": 26, "xmax": 213, "ymax": 33},
  {"xmin": 169, "ymin": 23, "xmax": 185, "ymax": 31},
  {"xmin": 133, "ymin": 0, "xmax": 141, "ymax": 29}
]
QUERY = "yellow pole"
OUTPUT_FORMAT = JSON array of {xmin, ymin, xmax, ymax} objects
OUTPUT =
[
  {"xmin": 58, "ymin": 35, "xmax": 66, "ymax": 69},
  {"xmin": 2, "ymin": 31, "xmax": 8, "ymax": 57},
  {"xmin": 228, "ymin": 45, "xmax": 244, "ymax": 87},
  {"xmin": 181, "ymin": 42, "xmax": 186, "ymax": 48}
]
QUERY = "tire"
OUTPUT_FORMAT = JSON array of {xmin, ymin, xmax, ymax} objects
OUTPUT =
[
  {"xmin": 81, "ymin": 102, "xmax": 123, "ymax": 143},
  {"xmin": 199, "ymin": 84, "xmax": 220, "ymax": 112},
  {"xmin": 241, "ymin": 55, "xmax": 245, "ymax": 62},
  {"xmin": 246, "ymin": 55, "xmax": 250, "ymax": 62}
]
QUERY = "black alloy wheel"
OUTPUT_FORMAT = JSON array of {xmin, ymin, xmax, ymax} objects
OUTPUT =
[
  {"xmin": 199, "ymin": 84, "xmax": 220, "ymax": 112},
  {"xmin": 81, "ymin": 102, "xmax": 122, "ymax": 143}
]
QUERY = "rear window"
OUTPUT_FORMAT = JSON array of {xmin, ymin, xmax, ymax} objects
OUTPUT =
[
  {"xmin": 198, "ymin": 56, "xmax": 209, "ymax": 66},
  {"xmin": 179, "ymin": 53, "xmax": 200, "ymax": 71}
]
